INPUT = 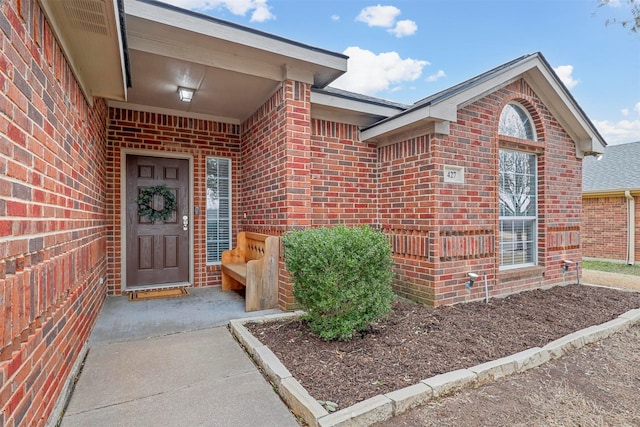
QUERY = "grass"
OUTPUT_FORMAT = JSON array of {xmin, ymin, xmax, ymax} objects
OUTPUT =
[{"xmin": 582, "ymin": 260, "xmax": 640, "ymax": 277}]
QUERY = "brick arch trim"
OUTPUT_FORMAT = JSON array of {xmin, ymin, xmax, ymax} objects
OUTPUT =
[{"xmin": 496, "ymin": 96, "xmax": 546, "ymax": 144}]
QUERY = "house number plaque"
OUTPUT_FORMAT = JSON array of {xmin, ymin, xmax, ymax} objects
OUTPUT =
[{"xmin": 443, "ymin": 165, "xmax": 465, "ymax": 184}]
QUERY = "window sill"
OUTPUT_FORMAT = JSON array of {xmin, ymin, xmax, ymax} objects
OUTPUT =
[{"xmin": 499, "ymin": 265, "xmax": 545, "ymax": 281}]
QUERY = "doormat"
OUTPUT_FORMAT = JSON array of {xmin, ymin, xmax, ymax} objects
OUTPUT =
[{"xmin": 128, "ymin": 287, "xmax": 190, "ymax": 301}]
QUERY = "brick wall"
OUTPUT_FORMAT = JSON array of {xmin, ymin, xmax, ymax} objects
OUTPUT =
[
  {"xmin": 1, "ymin": 1, "xmax": 108, "ymax": 425},
  {"xmin": 376, "ymin": 79, "xmax": 582, "ymax": 306},
  {"xmin": 240, "ymin": 84, "xmax": 289, "ymax": 233},
  {"xmin": 582, "ymin": 195, "xmax": 639, "ymax": 263},
  {"xmin": 377, "ymin": 135, "xmax": 437, "ymax": 303},
  {"xmin": 106, "ymin": 109, "xmax": 241, "ymax": 294},
  {"xmin": 240, "ymin": 80, "xmax": 314, "ymax": 308},
  {"xmin": 310, "ymin": 120, "xmax": 377, "ymax": 226}
]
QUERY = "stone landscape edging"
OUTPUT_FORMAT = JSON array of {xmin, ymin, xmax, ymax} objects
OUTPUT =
[{"xmin": 228, "ymin": 307, "xmax": 640, "ymax": 427}]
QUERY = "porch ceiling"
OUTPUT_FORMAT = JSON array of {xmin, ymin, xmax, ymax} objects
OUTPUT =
[
  {"xmin": 122, "ymin": 48, "xmax": 278, "ymax": 123},
  {"xmin": 110, "ymin": 0, "xmax": 348, "ymax": 124}
]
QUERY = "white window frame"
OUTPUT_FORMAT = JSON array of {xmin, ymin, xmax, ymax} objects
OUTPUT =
[
  {"xmin": 498, "ymin": 149, "xmax": 538, "ymax": 270},
  {"xmin": 498, "ymin": 102, "xmax": 537, "ymax": 141},
  {"xmin": 206, "ymin": 157, "xmax": 232, "ymax": 265}
]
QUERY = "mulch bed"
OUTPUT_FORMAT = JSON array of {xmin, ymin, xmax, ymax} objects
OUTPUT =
[{"xmin": 245, "ymin": 284, "xmax": 640, "ymax": 410}]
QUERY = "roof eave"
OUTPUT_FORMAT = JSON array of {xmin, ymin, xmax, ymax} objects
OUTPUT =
[
  {"xmin": 38, "ymin": 0, "xmax": 129, "ymax": 103},
  {"xmin": 524, "ymin": 55, "xmax": 606, "ymax": 158},
  {"xmin": 310, "ymin": 90, "xmax": 406, "ymax": 126},
  {"xmin": 127, "ymin": 0, "xmax": 347, "ymax": 88},
  {"xmin": 583, "ymin": 189, "xmax": 640, "ymax": 197},
  {"xmin": 360, "ymin": 53, "xmax": 607, "ymax": 155}
]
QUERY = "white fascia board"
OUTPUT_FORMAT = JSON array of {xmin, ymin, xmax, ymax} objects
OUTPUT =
[
  {"xmin": 443, "ymin": 57, "xmax": 556, "ymax": 112},
  {"xmin": 310, "ymin": 91, "xmax": 405, "ymax": 118},
  {"xmin": 108, "ymin": 0, "xmax": 130, "ymax": 101},
  {"xmin": 522, "ymin": 65, "xmax": 606, "ymax": 157},
  {"xmin": 360, "ymin": 60, "xmax": 534, "ymax": 142},
  {"xmin": 124, "ymin": 0, "xmax": 347, "ymax": 73},
  {"xmin": 127, "ymin": 27, "xmax": 286, "ymax": 82},
  {"xmin": 360, "ymin": 104, "xmax": 455, "ymax": 141}
]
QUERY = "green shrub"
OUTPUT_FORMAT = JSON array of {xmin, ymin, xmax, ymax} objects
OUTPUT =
[{"xmin": 282, "ymin": 225, "xmax": 395, "ymax": 341}]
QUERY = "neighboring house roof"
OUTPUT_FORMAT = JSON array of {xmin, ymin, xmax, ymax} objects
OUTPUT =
[
  {"xmin": 583, "ymin": 141, "xmax": 640, "ymax": 194},
  {"xmin": 360, "ymin": 52, "xmax": 606, "ymax": 158}
]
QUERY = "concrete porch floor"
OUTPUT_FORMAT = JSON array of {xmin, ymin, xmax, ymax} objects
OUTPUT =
[{"xmin": 55, "ymin": 286, "xmax": 299, "ymax": 427}]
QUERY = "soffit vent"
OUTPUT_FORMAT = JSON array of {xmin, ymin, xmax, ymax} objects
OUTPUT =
[{"xmin": 63, "ymin": 0, "xmax": 110, "ymax": 36}]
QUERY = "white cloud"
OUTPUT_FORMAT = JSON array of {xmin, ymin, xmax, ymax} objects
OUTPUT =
[
  {"xmin": 331, "ymin": 14, "xmax": 340, "ymax": 22},
  {"xmin": 356, "ymin": 5, "xmax": 401, "ymax": 27},
  {"xmin": 159, "ymin": 0, "xmax": 275, "ymax": 22},
  {"xmin": 388, "ymin": 19, "xmax": 418, "ymax": 37},
  {"xmin": 594, "ymin": 102, "xmax": 640, "ymax": 144},
  {"xmin": 329, "ymin": 46, "xmax": 428, "ymax": 95},
  {"xmin": 426, "ymin": 70, "xmax": 446, "ymax": 82},
  {"xmin": 553, "ymin": 65, "xmax": 580, "ymax": 89},
  {"xmin": 249, "ymin": 0, "xmax": 273, "ymax": 22},
  {"xmin": 593, "ymin": 119, "xmax": 640, "ymax": 145},
  {"xmin": 356, "ymin": 5, "xmax": 417, "ymax": 37}
]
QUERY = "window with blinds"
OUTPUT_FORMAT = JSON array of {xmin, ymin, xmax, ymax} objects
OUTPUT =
[{"xmin": 206, "ymin": 157, "xmax": 231, "ymax": 264}]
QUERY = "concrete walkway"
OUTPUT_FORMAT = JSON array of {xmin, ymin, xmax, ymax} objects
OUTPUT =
[{"xmin": 58, "ymin": 287, "xmax": 299, "ymax": 427}]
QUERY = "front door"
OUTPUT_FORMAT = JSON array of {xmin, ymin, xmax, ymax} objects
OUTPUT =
[{"xmin": 125, "ymin": 155, "xmax": 190, "ymax": 289}]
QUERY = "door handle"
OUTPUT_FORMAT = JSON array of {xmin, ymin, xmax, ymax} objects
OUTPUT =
[{"xmin": 182, "ymin": 215, "xmax": 189, "ymax": 231}]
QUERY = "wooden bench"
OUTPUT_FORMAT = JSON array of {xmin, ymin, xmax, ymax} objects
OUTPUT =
[{"xmin": 221, "ymin": 232, "xmax": 279, "ymax": 312}]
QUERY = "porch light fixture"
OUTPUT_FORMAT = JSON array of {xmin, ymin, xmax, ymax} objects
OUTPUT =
[{"xmin": 178, "ymin": 87, "xmax": 195, "ymax": 102}]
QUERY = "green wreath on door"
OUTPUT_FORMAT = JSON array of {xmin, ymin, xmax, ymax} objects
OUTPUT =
[{"xmin": 135, "ymin": 185, "xmax": 178, "ymax": 222}]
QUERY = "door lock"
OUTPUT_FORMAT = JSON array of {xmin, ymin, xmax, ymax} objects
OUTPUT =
[{"xmin": 182, "ymin": 215, "xmax": 189, "ymax": 231}]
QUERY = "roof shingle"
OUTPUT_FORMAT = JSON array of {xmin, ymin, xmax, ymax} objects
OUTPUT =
[{"xmin": 583, "ymin": 141, "xmax": 640, "ymax": 192}]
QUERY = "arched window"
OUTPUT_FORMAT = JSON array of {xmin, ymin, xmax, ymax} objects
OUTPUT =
[
  {"xmin": 498, "ymin": 102, "xmax": 538, "ymax": 269},
  {"xmin": 498, "ymin": 102, "xmax": 535, "ymax": 140}
]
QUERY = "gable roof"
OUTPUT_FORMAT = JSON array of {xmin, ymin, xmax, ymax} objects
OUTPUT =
[
  {"xmin": 583, "ymin": 141, "xmax": 640, "ymax": 194},
  {"xmin": 37, "ymin": 1, "xmax": 607, "ymax": 147},
  {"xmin": 360, "ymin": 52, "xmax": 606, "ymax": 158}
]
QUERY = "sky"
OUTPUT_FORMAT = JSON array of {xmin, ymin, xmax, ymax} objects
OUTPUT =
[{"xmin": 159, "ymin": 0, "xmax": 640, "ymax": 145}]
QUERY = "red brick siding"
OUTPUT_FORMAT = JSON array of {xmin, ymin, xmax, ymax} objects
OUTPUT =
[
  {"xmin": 241, "ymin": 81, "xmax": 314, "ymax": 308},
  {"xmin": 1, "ymin": 1, "xmax": 108, "ymax": 425},
  {"xmin": 376, "ymin": 79, "xmax": 582, "ymax": 306},
  {"xmin": 310, "ymin": 120, "xmax": 377, "ymax": 226},
  {"xmin": 106, "ymin": 109, "xmax": 241, "ymax": 294},
  {"xmin": 377, "ymin": 135, "xmax": 437, "ymax": 303},
  {"xmin": 240, "ymin": 84, "xmax": 290, "ymax": 233},
  {"xmin": 582, "ymin": 195, "xmax": 639, "ymax": 263}
]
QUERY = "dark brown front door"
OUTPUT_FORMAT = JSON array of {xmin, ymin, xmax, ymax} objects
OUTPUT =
[{"xmin": 125, "ymin": 155, "xmax": 190, "ymax": 288}]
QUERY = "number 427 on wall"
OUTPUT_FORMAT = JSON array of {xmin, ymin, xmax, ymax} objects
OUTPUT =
[{"xmin": 443, "ymin": 165, "xmax": 465, "ymax": 184}]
